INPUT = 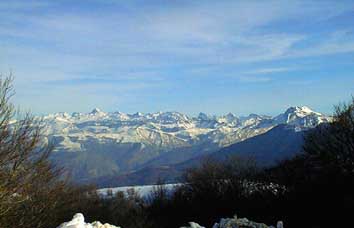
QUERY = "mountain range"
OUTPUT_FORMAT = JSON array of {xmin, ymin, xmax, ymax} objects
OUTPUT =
[{"xmin": 42, "ymin": 106, "xmax": 330, "ymax": 186}]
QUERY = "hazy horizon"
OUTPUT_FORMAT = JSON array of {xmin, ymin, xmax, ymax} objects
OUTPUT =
[{"xmin": 34, "ymin": 105, "xmax": 333, "ymax": 118}]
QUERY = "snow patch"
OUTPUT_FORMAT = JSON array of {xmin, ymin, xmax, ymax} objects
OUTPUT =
[
  {"xmin": 57, "ymin": 213, "xmax": 120, "ymax": 228},
  {"xmin": 98, "ymin": 183, "xmax": 181, "ymax": 198}
]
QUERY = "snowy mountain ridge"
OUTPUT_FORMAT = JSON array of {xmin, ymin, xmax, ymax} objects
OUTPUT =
[
  {"xmin": 40, "ymin": 106, "xmax": 330, "ymax": 182},
  {"xmin": 42, "ymin": 106, "xmax": 329, "ymax": 149}
]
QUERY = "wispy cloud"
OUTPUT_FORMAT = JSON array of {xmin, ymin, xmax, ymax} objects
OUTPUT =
[
  {"xmin": 287, "ymin": 30, "xmax": 354, "ymax": 58},
  {"xmin": 237, "ymin": 75, "xmax": 272, "ymax": 83},
  {"xmin": 0, "ymin": 1, "xmax": 49, "ymax": 11},
  {"xmin": 244, "ymin": 67, "xmax": 295, "ymax": 75},
  {"xmin": 1, "ymin": 0, "xmax": 354, "ymax": 114}
]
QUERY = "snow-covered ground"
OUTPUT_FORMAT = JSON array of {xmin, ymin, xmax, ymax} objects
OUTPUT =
[
  {"xmin": 58, "ymin": 213, "xmax": 283, "ymax": 228},
  {"xmin": 181, "ymin": 215, "xmax": 283, "ymax": 228},
  {"xmin": 98, "ymin": 180, "xmax": 284, "ymax": 199},
  {"xmin": 57, "ymin": 213, "xmax": 120, "ymax": 228},
  {"xmin": 97, "ymin": 183, "xmax": 181, "ymax": 198}
]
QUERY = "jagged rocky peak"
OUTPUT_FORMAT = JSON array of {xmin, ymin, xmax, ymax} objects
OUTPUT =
[
  {"xmin": 248, "ymin": 113, "xmax": 268, "ymax": 119},
  {"xmin": 240, "ymin": 113, "xmax": 266, "ymax": 121},
  {"xmin": 152, "ymin": 111, "xmax": 191, "ymax": 124},
  {"xmin": 71, "ymin": 112, "xmax": 82, "ymax": 117},
  {"xmin": 131, "ymin": 112, "xmax": 144, "ymax": 118},
  {"xmin": 42, "ymin": 112, "xmax": 71, "ymax": 121},
  {"xmin": 198, "ymin": 112, "xmax": 212, "ymax": 121},
  {"xmin": 225, "ymin": 112, "xmax": 236, "ymax": 120},
  {"xmin": 113, "ymin": 111, "xmax": 130, "ymax": 120},
  {"xmin": 90, "ymin": 108, "xmax": 104, "ymax": 115},
  {"xmin": 216, "ymin": 112, "xmax": 239, "ymax": 125},
  {"xmin": 56, "ymin": 112, "xmax": 71, "ymax": 118}
]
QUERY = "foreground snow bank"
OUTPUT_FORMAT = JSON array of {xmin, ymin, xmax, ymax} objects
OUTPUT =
[
  {"xmin": 181, "ymin": 215, "xmax": 283, "ymax": 228},
  {"xmin": 180, "ymin": 222, "xmax": 205, "ymax": 228},
  {"xmin": 57, "ymin": 213, "xmax": 120, "ymax": 228},
  {"xmin": 59, "ymin": 213, "xmax": 283, "ymax": 228}
]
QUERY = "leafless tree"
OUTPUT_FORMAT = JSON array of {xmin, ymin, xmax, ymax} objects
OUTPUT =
[{"xmin": 0, "ymin": 75, "xmax": 75, "ymax": 227}]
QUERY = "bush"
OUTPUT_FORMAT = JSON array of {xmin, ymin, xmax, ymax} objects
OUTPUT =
[
  {"xmin": 146, "ymin": 156, "xmax": 280, "ymax": 228},
  {"xmin": 85, "ymin": 189, "xmax": 153, "ymax": 228}
]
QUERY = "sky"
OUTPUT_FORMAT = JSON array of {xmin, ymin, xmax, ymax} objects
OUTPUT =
[{"xmin": 0, "ymin": 0, "xmax": 354, "ymax": 116}]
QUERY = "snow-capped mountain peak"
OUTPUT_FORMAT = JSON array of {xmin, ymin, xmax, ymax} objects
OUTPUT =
[
  {"xmin": 284, "ymin": 106, "xmax": 321, "ymax": 116},
  {"xmin": 274, "ymin": 106, "xmax": 327, "ymax": 128}
]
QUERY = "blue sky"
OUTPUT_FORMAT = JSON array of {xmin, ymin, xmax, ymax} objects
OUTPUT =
[{"xmin": 0, "ymin": 0, "xmax": 354, "ymax": 116}]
